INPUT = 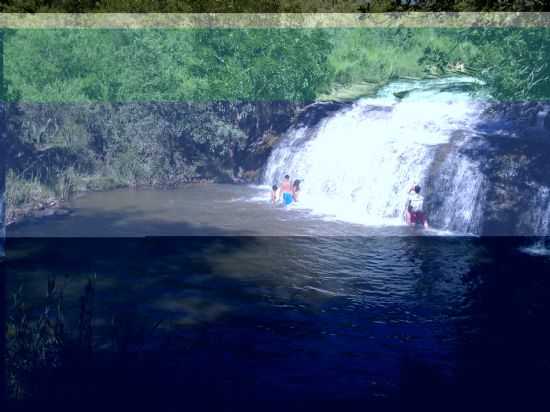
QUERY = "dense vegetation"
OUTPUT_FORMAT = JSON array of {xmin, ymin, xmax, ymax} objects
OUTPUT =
[
  {"xmin": 6, "ymin": 276, "xmax": 167, "ymax": 400},
  {"xmin": 7, "ymin": 277, "xmax": 95, "ymax": 399},
  {"xmin": 0, "ymin": 0, "xmax": 548, "ymax": 12},
  {"xmin": 2, "ymin": 0, "xmax": 550, "ymax": 222}
]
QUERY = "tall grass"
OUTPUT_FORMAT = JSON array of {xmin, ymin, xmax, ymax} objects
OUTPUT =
[
  {"xmin": 6, "ymin": 277, "xmax": 96, "ymax": 399},
  {"xmin": 327, "ymin": 28, "xmax": 478, "ymax": 87},
  {"xmin": 6, "ymin": 276, "xmax": 166, "ymax": 399},
  {"xmin": 6, "ymin": 169, "xmax": 54, "ymax": 212},
  {"xmin": 54, "ymin": 166, "xmax": 79, "ymax": 201}
]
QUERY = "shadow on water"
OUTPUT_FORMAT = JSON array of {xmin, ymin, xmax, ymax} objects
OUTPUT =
[
  {"xmin": 4, "ymin": 235, "xmax": 550, "ymax": 407},
  {"xmin": 7, "ymin": 204, "xmax": 260, "ymax": 237}
]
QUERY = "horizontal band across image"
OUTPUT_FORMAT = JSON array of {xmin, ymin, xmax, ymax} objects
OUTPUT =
[{"xmin": 1, "ymin": 12, "xmax": 550, "ymax": 29}]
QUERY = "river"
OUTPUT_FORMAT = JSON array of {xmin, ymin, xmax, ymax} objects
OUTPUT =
[
  {"xmin": 7, "ymin": 184, "xmax": 449, "ymax": 237},
  {"xmin": 5, "ymin": 184, "xmax": 550, "ymax": 404}
]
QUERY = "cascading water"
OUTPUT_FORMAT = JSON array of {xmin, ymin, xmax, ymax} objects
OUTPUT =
[
  {"xmin": 426, "ymin": 138, "xmax": 487, "ymax": 234},
  {"xmin": 520, "ymin": 186, "xmax": 550, "ymax": 236},
  {"xmin": 264, "ymin": 77, "xmax": 488, "ymax": 233}
]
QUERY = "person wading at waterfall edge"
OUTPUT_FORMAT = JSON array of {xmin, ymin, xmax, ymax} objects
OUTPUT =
[
  {"xmin": 292, "ymin": 179, "xmax": 301, "ymax": 202},
  {"xmin": 405, "ymin": 184, "xmax": 429, "ymax": 229},
  {"xmin": 271, "ymin": 185, "xmax": 279, "ymax": 204},
  {"xmin": 280, "ymin": 175, "xmax": 293, "ymax": 206}
]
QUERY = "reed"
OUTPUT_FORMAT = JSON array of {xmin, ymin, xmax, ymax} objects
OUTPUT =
[{"xmin": 6, "ymin": 276, "xmax": 95, "ymax": 399}]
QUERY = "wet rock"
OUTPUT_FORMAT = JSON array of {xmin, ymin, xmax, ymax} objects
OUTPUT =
[
  {"xmin": 437, "ymin": 101, "xmax": 550, "ymax": 235},
  {"xmin": 6, "ymin": 199, "xmax": 71, "ymax": 227},
  {"xmin": 295, "ymin": 100, "xmax": 353, "ymax": 129},
  {"xmin": 471, "ymin": 131, "xmax": 550, "ymax": 235},
  {"xmin": 34, "ymin": 207, "xmax": 71, "ymax": 219},
  {"xmin": 394, "ymin": 90, "xmax": 413, "ymax": 99}
]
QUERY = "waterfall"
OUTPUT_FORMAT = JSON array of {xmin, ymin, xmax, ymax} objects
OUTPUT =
[
  {"xmin": 264, "ymin": 77, "xmax": 487, "ymax": 233},
  {"xmin": 517, "ymin": 186, "xmax": 550, "ymax": 255},
  {"xmin": 427, "ymin": 137, "xmax": 487, "ymax": 234},
  {"xmin": 520, "ymin": 186, "xmax": 550, "ymax": 236}
]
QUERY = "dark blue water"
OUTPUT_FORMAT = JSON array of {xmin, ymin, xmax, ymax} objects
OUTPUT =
[{"xmin": 5, "ymin": 235, "xmax": 550, "ymax": 407}]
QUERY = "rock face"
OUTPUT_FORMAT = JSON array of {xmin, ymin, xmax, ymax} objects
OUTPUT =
[
  {"xmin": 424, "ymin": 101, "xmax": 550, "ymax": 235},
  {"xmin": 479, "ymin": 136, "xmax": 550, "ymax": 235},
  {"xmin": 294, "ymin": 101, "xmax": 353, "ymax": 129},
  {"xmin": 467, "ymin": 103, "xmax": 550, "ymax": 235},
  {"xmin": 233, "ymin": 101, "xmax": 301, "ymax": 181},
  {"xmin": 480, "ymin": 102, "xmax": 550, "ymax": 136}
]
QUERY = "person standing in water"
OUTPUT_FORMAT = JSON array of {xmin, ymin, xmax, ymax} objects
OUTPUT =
[
  {"xmin": 406, "ymin": 184, "xmax": 429, "ymax": 229},
  {"xmin": 280, "ymin": 175, "xmax": 293, "ymax": 206},
  {"xmin": 271, "ymin": 185, "xmax": 279, "ymax": 204},
  {"xmin": 292, "ymin": 179, "xmax": 301, "ymax": 202}
]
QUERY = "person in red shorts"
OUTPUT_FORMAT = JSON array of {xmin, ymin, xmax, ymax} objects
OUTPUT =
[{"xmin": 405, "ymin": 184, "xmax": 429, "ymax": 229}]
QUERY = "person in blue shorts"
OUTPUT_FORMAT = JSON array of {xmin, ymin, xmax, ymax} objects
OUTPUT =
[{"xmin": 280, "ymin": 175, "xmax": 293, "ymax": 206}]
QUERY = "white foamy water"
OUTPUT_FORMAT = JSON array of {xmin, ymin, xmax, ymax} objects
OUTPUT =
[
  {"xmin": 520, "ymin": 240, "xmax": 550, "ymax": 257},
  {"xmin": 535, "ymin": 188, "xmax": 550, "ymax": 236},
  {"xmin": 264, "ymin": 77, "xmax": 487, "ymax": 232},
  {"xmin": 519, "ymin": 186, "xmax": 550, "ymax": 236}
]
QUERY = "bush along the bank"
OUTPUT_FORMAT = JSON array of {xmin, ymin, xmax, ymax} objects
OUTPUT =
[
  {"xmin": 7, "ymin": 277, "xmax": 95, "ymax": 399},
  {"xmin": 6, "ymin": 276, "xmax": 168, "ymax": 400}
]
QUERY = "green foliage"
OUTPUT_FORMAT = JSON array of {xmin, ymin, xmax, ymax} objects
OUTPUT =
[
  {"xmin": 451, "ymin": 0, "xmax": 547, "ymax": 12},
  {"xmin": 54, "ymin": 166, "xmax": 80, "ymax": 200},
  {"xmin": 7, "ymin": 277, "xmax": 96, "ymax": 399},
  {"xmin": 278, "ymin": 0, "xmax": 363, "ymax": 12},
  {"xmin": 327, "ymin": 28, "xmax": 469, "ymax": 86},
  {"xmin": 192, "ymin": 29, "xmax": 333, "ymax": 101},
  {"xmin": 5, "ymin": 29, "xmax": 198, "ymax": 102},
  {"xmin": 327, "ymin": 27, "xmax": 550, "ymax": 101},
  {"xmin": 7, "ymin": 277, "xmax": 70, "ymax": 399},
  {"xmin": 0, "ymin": 0, "xmax": 548, "ymax": 12},
  {"xmin": 6, "ymin": 28, "xmax": 333, "ymax": 102},
  {"xmin": 7, "ymin": 101, "xmax": 254, "ymax": 207},
  {"xmin": 456, "ymin": 28, "xmax": 550, "ymax": 100},
  {"xmin": 6, "ymin": 169, "xmax": 54, "ymax": 213},
  {"xmin": 9, "ymin": 26, "xmax": 549, "ymax": 102},
  {"xmin": 0, "ymin": 0, "xmax": 362, "ymax": 12}
]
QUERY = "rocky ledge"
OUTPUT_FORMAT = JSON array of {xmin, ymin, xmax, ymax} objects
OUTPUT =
[{"xmin": 7, "ymin": 200, "xmax": 72, "ymax": 227}]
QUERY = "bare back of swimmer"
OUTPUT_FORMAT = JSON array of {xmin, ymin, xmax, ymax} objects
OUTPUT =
[{"xmin": 280, "ymin": 175, "xmax": 293, "ymax": 206}]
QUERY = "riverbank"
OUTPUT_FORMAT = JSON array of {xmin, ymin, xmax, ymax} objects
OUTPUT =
[
  {"xmin": 5, "ymin": 179, "xmax": 220, "ymax": 228},
  {"xmin": 6, "ymin": 199, "xmax": 71, "ymax": 227}
]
